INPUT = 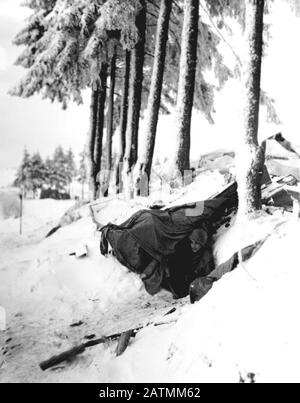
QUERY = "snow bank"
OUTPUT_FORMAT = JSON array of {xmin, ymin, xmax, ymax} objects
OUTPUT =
[
  {"xmin": 93, "ymin": 211, "xmax": 297, "ymax": 383},
  {"xmin": 213, "ymin": 209, "xmax": 289, "ymax": 264},
  {"xmin": 1, "ymin": 174, "xmax": 300, "ymax": 383},
  {"xmin": 0, "ymin": 198, "xmax": 74, "ymax": 250},
  {"xmin": 164, "ymin": 218, "xmax": 300, "ymax": 383},
  {"xmin": 21, "ymin": 217, "xmax": 143, "ymax": 315},
  {"xmin": 1, "ymin": 171, "xmax": 226, "ymax": 323}
]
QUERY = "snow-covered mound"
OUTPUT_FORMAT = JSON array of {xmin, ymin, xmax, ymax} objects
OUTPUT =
[
  {"xmin": 266, "ymin": 138, "xmax": 299, "ymax": 160},
  {"xmin": 20, "ymin": 217, "xmax": 143, "ymax": 315},
  {"xmin": 267, "ymin": 158, "xmax": 300, "ymax": 181},
  {"xmin": 0, "ymin": 198, "xmax": 74, "ymax": 250},
  {"xmin": 165, "ymin": 217, "xmax": 300, "ymax": 383},
  {"xmin": 1, "ymin": 172, "xmax": 299, "ymax": 383}
]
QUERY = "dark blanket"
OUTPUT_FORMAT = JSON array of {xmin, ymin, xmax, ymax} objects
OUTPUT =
[
  {"xmin": 101, "ymin": 198, "xmax": 233, "ymax": 256},
  {"xmin": 100, "ymin": 185, "xmax": 238, "ymax": 296}
]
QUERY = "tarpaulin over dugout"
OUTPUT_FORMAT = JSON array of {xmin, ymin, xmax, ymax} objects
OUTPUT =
[{"xmin": 100, "ymin": 183, "xmax": 238, "ymax": 277}]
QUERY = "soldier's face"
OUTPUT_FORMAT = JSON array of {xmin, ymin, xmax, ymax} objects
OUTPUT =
[{"xmin": 189, "ymin": 238, "xmax": 202, "ymax": 253}]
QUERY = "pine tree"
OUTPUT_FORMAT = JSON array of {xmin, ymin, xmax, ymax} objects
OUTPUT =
[
  {"xmin": 174, "ymin": 0, "xmax": 199, "ymax": 177},
  {"xmin": 103, "ymin": 46, "xmax": 117, "ymax": 196},
  {"xmin": 15, "ymin": 149, "xmax": 47, "ymax": 198},
  {"xmin": 136, "ymin": 0, "xmax": 172, "ymax": 196},
  {"xmin": 78, "ymin": 150, "xmax": 88, "ymax": 200},
  {"xmin": 66, "ymin": 148, "xmax": 76, "ymax": 186},
  {"xmin": 115, "ymin": 50, "xmax": 131, "ymax": 193},
  {"xmin": 94, "ymin": 63, "xmax": 108, "ymax": 199},
  {"xmin": 11, "ymin": 0, "xmax": 139, "ymax": 200},
  {"xmin": 14, "ymin": 148, "xmax": 33, "ymax": 196},
  {"xmin": 13, "ymin": 0, "xmax": 57, "ymax": 70},
  {"xmin": 88, "ymin": 88, "xmax": 99, "ymax": 200},
  {"xmin": 51, "ymin": 146, "xmax": 69, "ymax": 192},
  {"xmin": 107, "ymin": 48, "xmax": 117, "ymax": 173},
  {"xmin": 82, "ymin": 0, "xmax": 139, "ymax": 199},
  {"xmin": 44, "ymin": 156, "xmax": 55, "ymax": 188},
  {"xmin": 11, "ymin": 0, "xmax": 241, "ymax": 199},
  {"xmin": 237, "ymin": 0, "xmax": 265, "ymax": 216},
  {"xmin": 30, "ymin": 152, "xmax": 46, "ymax": 196},
  {"xmin": 10, "ymin": 0, "xmax": 86, "ymax": 107},
  {"xmin": 123, "ymin": 0, "xmax": 147, "ymax": 175}
]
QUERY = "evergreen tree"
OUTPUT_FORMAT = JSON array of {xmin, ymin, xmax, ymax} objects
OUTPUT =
[
  {"xmin": 78, "ymin": 150, "xmax": 88, "ymax": 200},
  {"xmin": 174, "ymin": 0, "xmax": 199, "ymax": 176},
  {"xmin": 124, "ymin": 0, "xmax": 147, "ymax": 175},
  {"xmin": 136, "ymin": 0, "xmax": 172, "ymax": 195},
  {"xmin": 81, "ymin": 0, "xmax": 139, "ymax": 199},
  {"xmin": 106, "ymin": 48, "xmax": 117, "ymax": 175},
  {"xmin": 103, "ymin": 46, "xmax": 117, "ymax": 196},
  {"xmin": 66, "ymin": 148, "xmax": 76, "ymax": 185},
  {"xmin": 88, "ymin": 87, "xmax": 100, "ymax": 199},
  {"xmin": 10, "ymin": 0, "xmax": 241, "ymax": 198},
  {"xmin": 10, "ymin": 0, "xmax": 139, "ymax": 108},
  {"xmin": 10, "ymin": 0, "xmax": 94, "ymax": 107},
  {"xmin": 13, "ymin": 0, "xmax": 57, "ymax": 70},
  {"xmin": 30, "ymin": 152, "xmax": 47, "ymax": 196},
  {"xmin": 15, "ymin": 149, "xmax": 46, "ymax": 197},
  {"xmin": 237, "ymin": 0, "xmax": 265, "ymax": 216},
  {"xmin": 94, "ymin": 63, "xmax": 108, "ymax": 199},
  {"xmin": 51, "ymin": 146, "xmax": 69, "ymax": 192},
  {"xmin": 115, "ymin": 50, "xmax": 131, "ymax": 193},
  {"xmin": 44, "ymin": 156, "xmax": 55, "ymax": 188},
  {"xmin": 14, "ymin": 148, "xmax": 33, "ymax": 196}
]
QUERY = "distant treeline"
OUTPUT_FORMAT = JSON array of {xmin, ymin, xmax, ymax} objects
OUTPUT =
[{"xmin": 14, "ymin": 147, "xmax": 87, "ymax": 199}]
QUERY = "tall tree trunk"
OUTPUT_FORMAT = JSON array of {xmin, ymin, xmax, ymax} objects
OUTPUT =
[
  {"xmin": 137, "ymin": 0, "xmax": 172, "ymax": 196},
  {"xmin": 174, "ymin": 0, "xmax": 199, "ymax": 177},
  {"xmin": 103, "ymin": 49, "xmax": 117, "ymax": 197},
  {"xmin": 238, "ymin": 0, "xmax": 265, "ymax": 216},
  {"xmin": 94, "ymin": 63, "xmax": 108, "ymax": 199},
  {"xmin": 116, "ymin": 50, "xmax": 130, "ymax": 193},
  {"xmin": 88, "ymin": 88, "xmax": 99, "ymax": 200},
  {"xmin": 124, "ymin": 0, "xmax": 146, "ymax": 175},
  {"xmin": 106, "ymin": 50, "xmax": 117, "ymax": 173}
]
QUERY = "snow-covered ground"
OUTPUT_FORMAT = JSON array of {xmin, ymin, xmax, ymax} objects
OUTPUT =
[
  {"xmin": 1, "ymin": 0, "xmax": 300, "ymax": 384},
  {"xmin": 0, "ymin": 174, "xmax": 300, "ymax": 383}
]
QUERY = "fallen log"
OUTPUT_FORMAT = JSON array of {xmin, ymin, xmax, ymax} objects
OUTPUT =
[
  {"xmin": 39, "ymin": 317, "xmax": 178, "ymax": 371},
  {"xmin": 39, "ymin": 345, "xmax": 85, "ymax": 371},
  {"xmin": 39, "ymin": 332, "xmax": 129, "ymax": 371}
]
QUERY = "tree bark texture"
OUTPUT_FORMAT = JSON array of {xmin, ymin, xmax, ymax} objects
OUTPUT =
[
  {"xmin": 238, "ymin": 0, "xmax": 265, "ymax": 216},
  {"xmin": 124, "ymin": 0, "xmax": 146, "ymax": 173},
  {"xmin": 137, "ymin": 0, "xmax": 172, "ymax": 195},
  {"xmin": 94, "ymin": 63, "xmax": 108, "ymax": 199},
  {"xmin": 174, "ymin": 0, "xmax": 199, "ymax": 176},
  {"xmin": 116, "ymin": 50, "xmax": 131, "ymax": 193},
  {"xmin": 106, "ymin": 50, "xmax": 117, "ymax": 172},
  {"xmin": 88, "ymin": 88, "xmax": 99, "ymax": 200}
]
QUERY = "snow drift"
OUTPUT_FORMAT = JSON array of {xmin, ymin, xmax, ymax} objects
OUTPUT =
[{"xmin": 1, "ymin": 172, "xmax": 300, "ymax": 383}]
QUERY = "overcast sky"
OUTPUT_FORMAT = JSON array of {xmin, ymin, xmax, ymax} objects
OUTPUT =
[{"xmin": 0, "ymin": 0, "xmax": 89, "ymax": 169}]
